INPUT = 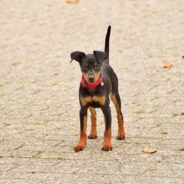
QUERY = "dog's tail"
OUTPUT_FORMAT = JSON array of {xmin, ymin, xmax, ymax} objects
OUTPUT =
[{"xmin": 104, "ymin": 25, "xmax": 111, "ymax": 64}]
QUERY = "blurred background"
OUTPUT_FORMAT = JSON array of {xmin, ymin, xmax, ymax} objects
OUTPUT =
[{"xmin": 0, "ymin": 0, "xmax": 184, "ymax": 183}]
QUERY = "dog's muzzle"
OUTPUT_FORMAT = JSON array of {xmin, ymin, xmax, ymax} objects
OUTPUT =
[{"xmin": 88, "ymin": 70, "xmax": 94, "ymax": 83}]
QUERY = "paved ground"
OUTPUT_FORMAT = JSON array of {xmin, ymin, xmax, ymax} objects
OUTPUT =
[{"xmin": 0, "ymin": 0, "xmax": 184, "ymax": 183}]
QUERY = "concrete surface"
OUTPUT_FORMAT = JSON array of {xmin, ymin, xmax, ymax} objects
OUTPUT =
[{"xmin": 0, "ymin": 0, "xmax": 184, "ymax": 183}]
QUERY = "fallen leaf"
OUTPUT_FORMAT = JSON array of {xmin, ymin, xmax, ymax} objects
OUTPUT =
[
  {"xmin": 34, "ymin": 120, "xmax": 47, "ymax": 125},
  {"xmin": 143, "ymin": 147, "xmax": 157, "ymax": 154},
  {"xmin": 56, "ymin": 154, "xmax": 65, "ymax": 161},
  {"xmin": 134, "ymin": 109, "xmax": 145, "ymax": 114},
  {"xmin": 163, "ymin": 62, "xmax": 173, "ymax": 68},
  {"xmin": 11, "ymin": 61, "xmax": 21, "ymax": 67},
  {"xmin": 173, "ymin": 112, "xmax": 184, "ymax": 116},
  {"xmin": 66, "ymin": 0, "xmax": 80, "ymax": 3},
  {"xmin": 176, "ymin": 147, "xmax": 184, "ymax": 152},
  {"xmin": 161, "ymin": 131, "xmax": 168, "ymax": 135},
  {"xmin": 0, "ymin": 84, "xmax": 5, "ymax": 88}
]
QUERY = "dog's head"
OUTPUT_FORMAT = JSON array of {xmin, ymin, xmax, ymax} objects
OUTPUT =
[{"xmin": 70, "ymin": 51, "xmax": 107, "ymax": 83}]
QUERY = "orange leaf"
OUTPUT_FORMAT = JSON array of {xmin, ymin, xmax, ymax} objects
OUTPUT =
[
  {"xmin": 143, "ymin": 147, "xmax": 157, "ymax": 154},
  {"xmin": 66, "ymin": 0, "xmax": 80, "ymax": 3},
  {"xmin": 173, "ymin": 112, "xmax": 184, "ymax": 116},
  {"xmin": 163, "ymin": 62, "xmax": 173, "ymax": 68}
]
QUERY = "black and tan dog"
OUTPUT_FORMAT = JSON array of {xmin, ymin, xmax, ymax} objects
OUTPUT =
[{"xmin": 70, "ymin": 26, "xmax": 125, "ymax": 151}]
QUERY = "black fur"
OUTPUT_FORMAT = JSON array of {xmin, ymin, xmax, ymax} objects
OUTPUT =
[{"xmin": 71, "ymin": 26, "xmax": 125, "ymax": 151}]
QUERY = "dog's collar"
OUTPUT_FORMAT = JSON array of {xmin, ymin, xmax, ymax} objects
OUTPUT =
[{"xmin": 80, "ymin": 75, "xmax": 104, "ymax": 88}]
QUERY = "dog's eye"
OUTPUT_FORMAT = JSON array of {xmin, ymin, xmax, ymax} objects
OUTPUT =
[
  {"xmin": 94, "ymin": 64, "xmax": 98, "ymax": 69},
  {"xmin": 94, "ymin": 64, "xmax": 100, "ymax": 71},
  {"xmin": 82, "ymin": 65, "xmax": 88, "ymax": 73},
  {"xmin": 83, "ymin": 64, "xmax": 88, "ymax": 68}
]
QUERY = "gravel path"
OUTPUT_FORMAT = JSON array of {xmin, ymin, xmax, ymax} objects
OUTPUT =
[{"xmin": 0, "ymin": 0, "xmax": 184, "ymax": 183}]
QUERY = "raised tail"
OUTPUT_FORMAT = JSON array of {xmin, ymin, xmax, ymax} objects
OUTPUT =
[{"xmin": 104, "ymin": 25, "xmax": 111, "ymax": 64}]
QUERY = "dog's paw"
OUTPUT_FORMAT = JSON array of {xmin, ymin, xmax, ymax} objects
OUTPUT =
[
  {"xmin": 74, "ymin": 143, "xmax": 85, "ymax": 152},
  {"xmin": 117, "ymin": 134, "xmax": 125, "ymax": 140},
  {"xmin": 102, "ymin": 143, "xmax": 113, "ymax": 151},
  {"xmin": 88, "ymin": 134, "xmax": 97, "ymax": 139}
]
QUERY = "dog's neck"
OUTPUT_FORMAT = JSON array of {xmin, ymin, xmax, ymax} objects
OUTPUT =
[
  {"xmin": 80, "ymin": 75, "xmax": 103, "ymax": 88},
  {"xmin": 80, "ymin": 75, "xmax": 104, "ymax": 96}
]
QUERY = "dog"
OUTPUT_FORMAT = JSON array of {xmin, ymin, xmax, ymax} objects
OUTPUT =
[{"xmin": 70, "ymin": 26, "xmax": 125, "ymax": 151}]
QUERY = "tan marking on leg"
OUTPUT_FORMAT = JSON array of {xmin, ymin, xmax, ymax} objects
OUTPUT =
[
  {"xmin": 80, "ymin": 96, "xmax": 93, "ymax": 106},
  {"xmin": 102, "ymin": 128, "xmax": 112, "ymax": 151},
  {"xmin": 74, "ymin": 116, "xmax": 87, "ymax": 152},
  {"xmin": 93, "ymin": 96, "xmax": 106, "ymax": 106},
  {"xmin": 88, "ymin": 107, "xmax": 97, "ymax": 139},
  {"xmin": 110, "ymin": 94, "xmax": 125, "ymax": 140}
]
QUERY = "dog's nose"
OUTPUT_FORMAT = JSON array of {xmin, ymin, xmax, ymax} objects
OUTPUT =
[
  {"xmin": 88, "ymin": 72, "xmax": 94, "ymax": 82},
  {"xmin": 89, "ymin": 74, "xmax": 94, "ymax": 81},
  {"xmin": 88, "ymin": 70, "xmax": 94, "ymax": 78}
]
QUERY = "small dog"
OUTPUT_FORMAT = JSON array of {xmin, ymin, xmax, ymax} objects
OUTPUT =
[{"xmin": 70, "ymin": 26, "xmax": 125, "ymax": 151}]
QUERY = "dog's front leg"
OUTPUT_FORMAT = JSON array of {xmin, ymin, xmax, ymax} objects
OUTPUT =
[
  {"xmin": 74, "ymin": 107, "xmax": 88, "ymax": 152},
  {"xmin": 101, "ymin": 105, "xmax": 112, "ymax": 151}
]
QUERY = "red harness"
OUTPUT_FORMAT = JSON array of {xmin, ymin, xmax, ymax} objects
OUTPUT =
[{"xmin": 80, "ymin": 75, "xmax": 103, "ymax": 88}]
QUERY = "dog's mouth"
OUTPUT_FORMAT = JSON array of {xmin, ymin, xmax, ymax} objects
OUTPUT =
[
  {"xmin": 88, "ymin": 77, "xmax": 95, "ymax": 83},
  {"xmin": 88, "ymin": 73, "xmax": 95, "ymax": 83}
]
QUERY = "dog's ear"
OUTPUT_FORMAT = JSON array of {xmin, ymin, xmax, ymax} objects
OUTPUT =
[
  {"xmin": 93, "ymin": 51, "xmax": 107, "ymax": 65},
  {"xmin": 70, "ymin": 51, "xmax": 85, "ymax": 63}
]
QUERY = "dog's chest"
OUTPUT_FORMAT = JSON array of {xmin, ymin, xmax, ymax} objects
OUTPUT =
[
  {"xmin": 88, "ymin": 88, "xmax": 96, "ymax": 96},
  {"xmin": 80, "ymin": 96, "xmax": 106, "ymax": 107}
]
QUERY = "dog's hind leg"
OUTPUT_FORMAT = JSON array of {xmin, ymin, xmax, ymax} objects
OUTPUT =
[{"xmin": 110, "ymin": 93, "xmax": 125, "ymax": 140}]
